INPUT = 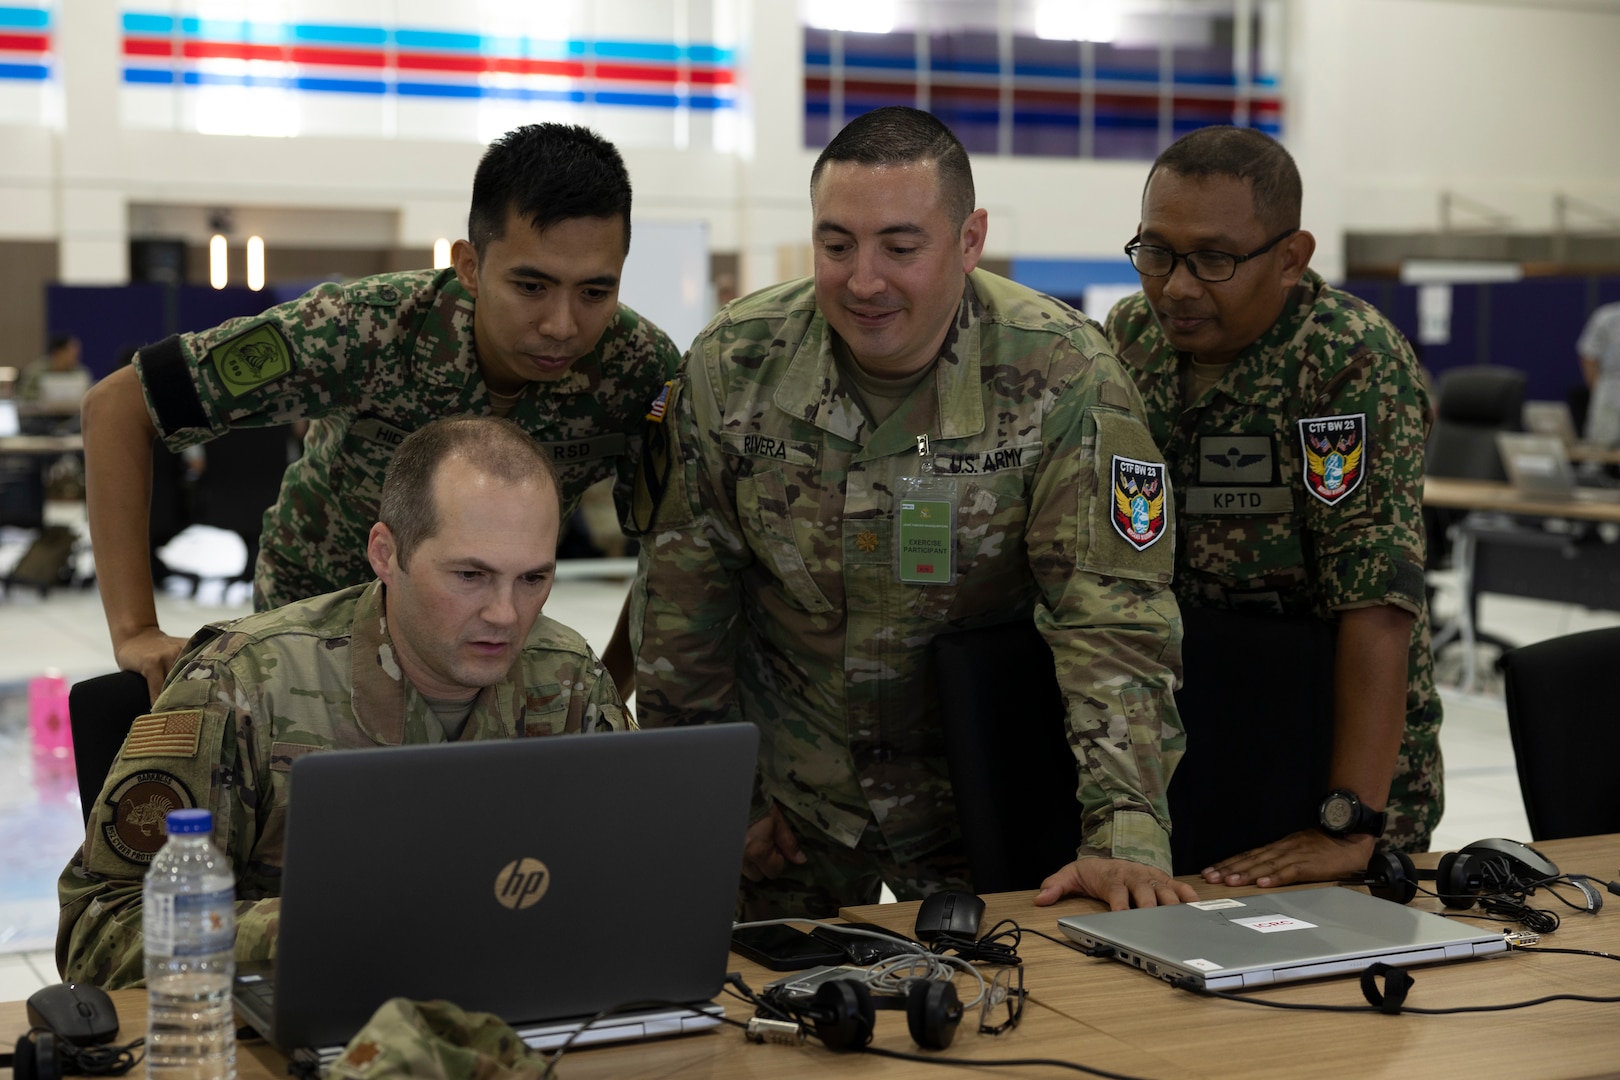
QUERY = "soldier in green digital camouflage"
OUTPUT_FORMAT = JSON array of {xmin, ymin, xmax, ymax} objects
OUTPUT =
[
  {"xmin": 59, "ymin": 418, "xmax": 629, "ymax": 988},
  {"xmin": 1105, "ymin": 125, "xmax": 1442, "ymax": 889},
  {"xmin": 632, "ymin": 107, "xmax": 1193, "ymax": 918},
  {"xmin": 81, "ymin": 124, "xmax": 679, "ymax": 703}
]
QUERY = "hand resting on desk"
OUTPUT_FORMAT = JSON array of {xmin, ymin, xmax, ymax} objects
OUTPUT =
[
  {"xmin": 1035, "ymin": 858, "xmax": 1199, "ymax": 910},
  {"xmin": 1203, "ymin": 828, "xmax": 1375, "ymax": 888}
]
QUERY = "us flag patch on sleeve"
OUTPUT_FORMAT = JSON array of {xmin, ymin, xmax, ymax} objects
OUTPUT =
[
  {"xmin": 1111, "ymin": 455, "xmax": 1168, "ymax": 550},
  {"xmin": 1298, "ymin": 413, "xmax": 1367, "ymax": 505},
  {"xmin": 645, "ymin": 380, "xmax": 673, "ymax": 423},
  {"xmin": 124, "ymin": 710, "xmax": 203, "ymax": 759}
]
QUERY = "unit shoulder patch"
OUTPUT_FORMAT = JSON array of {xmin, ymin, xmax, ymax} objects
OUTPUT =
[
  {"xmin": 101, "ymin": 770, "xmax": 197, "ymax": 865},
  {"xmin": 210, "ymin": 323, "xmax": 293, "ymax": 398},
  {"xmin": 1298, "ymin": 413, "xmax": 1367, "ymax": 505},
  {"xmin": 1110, "ymin": 455, "xmax": 1168, "ymax": 551}
]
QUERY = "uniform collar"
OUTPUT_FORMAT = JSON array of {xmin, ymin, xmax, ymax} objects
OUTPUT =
[
  {"xmin": 348, "ymin": 580, "xmax": 523, "ymax": 745},
  {"xmin": 775, "ymin": 277, "xmax": 985, "ymax": 454}
]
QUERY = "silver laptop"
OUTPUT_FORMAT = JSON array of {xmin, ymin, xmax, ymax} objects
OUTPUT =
[
  {"xmin": 1522, "ymin": 401, "xmax": 1579, "ymax": 447},
  {"xmin": 233, "ymin": 724, "xmax": 758, "ymax": 1062},
  {"xmin": 1495, "ymin": 431, "xmax": 1620, "ymax": 503},
  {"xmin": 1057, "ymin": 885, "xmax": 1507, "ymax": 991}
]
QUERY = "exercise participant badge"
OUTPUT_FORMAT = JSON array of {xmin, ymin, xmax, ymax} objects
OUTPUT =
[
  {"xmin": 1110, "ymin": 455, "xmax": 1167, "ymax": 551},
  {"xmin": 1298, "ymin": 414, "xmax": 1367, "ymax": 505}
]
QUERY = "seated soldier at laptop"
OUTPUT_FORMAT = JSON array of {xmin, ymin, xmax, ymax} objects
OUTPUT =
[{"xmin": 58, "ymin": 416, "xmax": 630, "ymax": 988}]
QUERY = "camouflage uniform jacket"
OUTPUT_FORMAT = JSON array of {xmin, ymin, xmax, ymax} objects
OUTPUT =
[
  {"xmin": 633, "ymin": 270, "xmax": 1185, "ymax": 871},
  {"xmin": 1106, "ymin": 271, "xmax": 1441, "ymax": 841},
  {"xmin": 133, "ymin": 269, "xmax": 680, "ymax": 608},
  {"xmin": 58, "ymin": 580, "xmax": 629, "ymax": 988}
]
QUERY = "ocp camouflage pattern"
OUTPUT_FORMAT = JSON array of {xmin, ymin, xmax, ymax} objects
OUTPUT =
[
  {"xmin": 132, "ymin": 269, "xmax": 680, "ymax": 609},
  {"xmin": 632, "ymin": 270, "xmax": 1186, "ymax": 880},
  {"xmin": 58, "ymin": 580, "xmax": 629, "ymax": 988},
  {"xmin": 1106, "ymin": 270, "xmax": 1442, "ymax": 851}
]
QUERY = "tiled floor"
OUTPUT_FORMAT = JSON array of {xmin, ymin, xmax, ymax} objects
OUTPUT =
[{"xmin": 0, "ymin": 534, "xmax": 1612, "ymax": 999}]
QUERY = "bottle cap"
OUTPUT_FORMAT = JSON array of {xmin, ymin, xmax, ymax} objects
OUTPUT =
[{"xmin": 165, "ymin": 808, "xmax": 213, "ymax": 834}]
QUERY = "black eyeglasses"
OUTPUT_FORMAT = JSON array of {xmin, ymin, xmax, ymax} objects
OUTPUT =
[{"xmin": 1123, "ymin": 228, "xmax": 1297, "ymax": 283}]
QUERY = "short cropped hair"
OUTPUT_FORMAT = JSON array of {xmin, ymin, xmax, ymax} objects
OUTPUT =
[
  {"xmin": 1145, "ymin": 126, "xmax": 1302, "ymax": 234},
  {"xmin": 467, "ymin": 124, "xmax": 633, "ymax": 257},
  {"xmin": 379, "ymin": 417, "xmax": 558, "ymax": 570},
  {"xmin": 811, "ymin": 107, "xmax": 976, "ymax": 229}
]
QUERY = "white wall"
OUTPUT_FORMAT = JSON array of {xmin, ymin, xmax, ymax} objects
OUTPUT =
[{"xmin": 5, "ymin": 0, "xmax": 1619, "ymax": 291}]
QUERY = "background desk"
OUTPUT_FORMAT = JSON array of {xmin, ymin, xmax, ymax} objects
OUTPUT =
[
  {"xmin": 1423, "ymin": 477, "xmax": 1620, "ymax": 690},
  {"xmin": 5, "ymin": 834, "xmax": 1617, "ymax": 1079}
]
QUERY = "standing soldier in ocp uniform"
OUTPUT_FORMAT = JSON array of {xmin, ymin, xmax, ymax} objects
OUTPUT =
[
  {"xmin": 1106, "ymin": 125, "xmax": 1441, "ymax": 889},
  {"xmin": 82, "ymin": 124, "xmax": 680, "ymax": 701},
  {"xmin": 634, "ymin": 106, "xmax": 1193, "ymax": 917}
]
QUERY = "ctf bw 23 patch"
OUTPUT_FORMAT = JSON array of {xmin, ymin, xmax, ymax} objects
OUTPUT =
[
  {"xmin": 1298, "ymin": 413, "xmax": 1366, "ymax": 505},
  {"xmin": 210, "ymin": 323, "xmax": 293, "ymax": 398},
  {"xmin": 1110, "ymin": 455, "xmax": 1168, "ymax": 551}
]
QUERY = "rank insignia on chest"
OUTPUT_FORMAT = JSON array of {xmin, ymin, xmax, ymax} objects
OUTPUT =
[
  {"xmin": 1110, "ymin": 455, "xmax": 1168, "ymax": 551},
  {"xmin": 1298, "ymin": 413, "xmax": 1367, "ymax": 505}
]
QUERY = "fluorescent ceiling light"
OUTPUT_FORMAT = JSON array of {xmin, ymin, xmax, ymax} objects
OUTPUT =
[
  {"xmin": 1035, "ymin": 1, "xmax": 1122, "ymax": 43},
  {"xmin": 433, "ymin": 238, "xmax": 452, "ymax": 269},
  {"xmin": 246, "ymin": 235, "xmax": 264, "ymax": 291},
  {"xmin": 210, "ymin": 235, "xmax": 228, "ymax": 290},
  {"xmin": 804, "ymin": 0, "xmax": 896, "ymax": 34}
]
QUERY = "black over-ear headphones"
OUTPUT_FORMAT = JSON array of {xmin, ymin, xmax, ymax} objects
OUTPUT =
[
  {"xmin": 13, "ymin": 1030, "xmax": 63, "ymax": 1080},
  {"xmin": 1360, "ymin": 849, "xmax": 1497, "ymax": 908},
  {"xmin": 808, "ymin": 978, "xmax": 964, "ymax": 1052}
]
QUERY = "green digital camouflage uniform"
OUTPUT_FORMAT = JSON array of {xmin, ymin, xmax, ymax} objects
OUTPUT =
[
  {"xmin": 1105, "ymin": 270, "xmax": 1442, "ymax": 852},
  {"xmin": 132, "ymin": 269, "xmax": 680, "ymax": 609},
  {"xmin": 632, "ymin": 270, "xmax": 1185, "ymax": 917},
  {"xmin": 58, "ymin": 580, "xmax": 629, "ymax": 988}
]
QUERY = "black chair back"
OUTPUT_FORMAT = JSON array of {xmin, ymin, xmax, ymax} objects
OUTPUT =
[
  {"xmin": 1424, "ymin": 365, "xmax": 1527, "ymax": 482},
  {"xmin": 934, "ymin": 606, "xmax": 1336, "ymax": 888},
  {"xmin": 1499, "ymin": 627, "xmax": 1620, "ymax": 840},
  {"xmin": 68, "ymin": 670, "xmax": 152, "ymax": 824}
]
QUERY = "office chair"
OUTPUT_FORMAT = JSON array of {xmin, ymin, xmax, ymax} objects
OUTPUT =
[
  {"xmin": 1498, "ymin": 627, "xmax": 1620, "ymax": 840},
  {"xmin": 190, "ymin": 425, "xmax": 294, "ymax": 585},
  {"xmin": 933, "ymin": 606, "xmax": 1336, "ymax": 886},
  {"xmin": 68, "ymin": 670, "xmax": 152, "ymax": 824},
  {"xmin": 1424, "ymin": 365, "xmax": 1527, "ymax": 666}
]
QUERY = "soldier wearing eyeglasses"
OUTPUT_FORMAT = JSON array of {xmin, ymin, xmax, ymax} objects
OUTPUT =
[{"xmin": 1106, "ymin": 125, "xmax": 1441, "ymax": 889}]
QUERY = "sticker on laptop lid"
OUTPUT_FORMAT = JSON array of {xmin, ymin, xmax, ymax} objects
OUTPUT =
[
  {"xmin": 1188, "ymin": 898, "xmax": 1247, "ymax": 910},
  {"xmin": 1232, "ymin": 914, "xmax": 1318, "ymax": 933},
  {"xmin": 1183, "ymin": 958, "xmax": 1224, "ymax": 972}
]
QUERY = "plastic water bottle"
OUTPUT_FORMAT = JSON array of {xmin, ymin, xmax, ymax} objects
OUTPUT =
[{"xmin": 144, "ymin": 809, "xmax": 237, "ymax": 1080}]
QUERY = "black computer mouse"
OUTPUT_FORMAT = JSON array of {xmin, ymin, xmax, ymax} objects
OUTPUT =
[
  {"xmin": 26, "ymin": 982, "xmax": 121, "ymax": 1045},
  {"xmin": 914, "ymin": 890, "xmax": 985, "ymax": 942},
  {"xmin": 1458, "ymin": 837, "xmax": 1561, "ymax": 881}
]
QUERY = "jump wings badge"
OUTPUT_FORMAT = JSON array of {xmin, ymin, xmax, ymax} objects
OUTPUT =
[
  {"xmin": 1111, "ymin": 455, "xmax": 1168, "ymax": 551},
  {"xmin": 1298, "ymin": 414, "xmax": 1367, "ymax": 505}
]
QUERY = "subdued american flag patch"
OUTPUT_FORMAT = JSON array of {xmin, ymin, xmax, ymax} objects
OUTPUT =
[
  {"xmin": 124, "ymin": 711, "xmax": 203, "ymax": 758},
  {"xmin": 645, "ymin": 380, "xmax": 673, "ymax": 423}
]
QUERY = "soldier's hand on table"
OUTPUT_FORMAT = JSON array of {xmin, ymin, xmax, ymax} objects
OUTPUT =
[
  {"xmin": 116, "ymin": 628, "xmax": 188, "ymax": 704},
  {"xmin": 741, "ymin": 803, "xmax": 807, "ymax": 881},
  {"xmin": 1202, "ymin": 829, "xmax": 1375, "ymax": 888},
  {"xmin": 1034, "ymin": 858, "xmax": 1198, "ymax": 910}
]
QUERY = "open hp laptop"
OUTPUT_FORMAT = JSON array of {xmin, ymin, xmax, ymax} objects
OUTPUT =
[
  {"xmin": 1057, "ymin": 886, "xmax": 1507, "ymax": 991},
  {"xmin": 233, "ymin": 724, "xmax": 758, "ymax": 1064},
  {"xmin": 1495, "ymin": 432, "xmax": 1620, "ymax": 503}
]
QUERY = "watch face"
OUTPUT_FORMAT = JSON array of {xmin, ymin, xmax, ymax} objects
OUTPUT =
[{"xmin": 1322, "ymin": 795, "xmax": 1355, "ymax": 831}]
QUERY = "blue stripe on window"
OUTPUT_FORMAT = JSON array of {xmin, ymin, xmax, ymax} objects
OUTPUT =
[
  {"xmin": 0, "ymin": 7, "xmax": 49, "ymax": 30},
  {"xmin": 394, "ymin": 28, "xmax": 482, "ymax": 52},
  {"xmin": 121, "ymin": 13, "xmax": 171, "ymax": 34},
  {"xmin": 122, "ymin": 66, "xmax": 173, "ymax": 84},
  {"xmin": 0, "ymin": 61, "xmax": 46, "ymax": 79}
]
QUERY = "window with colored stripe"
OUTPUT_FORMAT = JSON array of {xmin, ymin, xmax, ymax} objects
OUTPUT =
[
  {"xmin": 803, "ymin": 0, "xmax": 1284, "ymax": 160},
  {"xmin": 0, "ymin": 2, "xmax": 57, "ymax": 127},
  {"xmin": 117, "ymin": 0, "xmax": 741, "ymax": 148}
]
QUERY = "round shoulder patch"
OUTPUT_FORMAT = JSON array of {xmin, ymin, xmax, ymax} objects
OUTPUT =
[{"xmin": 101, "ymin": 770, "xmax": 197, "ymax": 865}]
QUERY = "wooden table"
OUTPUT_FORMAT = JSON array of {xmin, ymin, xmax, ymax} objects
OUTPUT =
[
  {"xmin": 6, "ymin": 834, "xmax": 1618, "ymax": 1079},
  {"xmin": 1424, "ymin": 476, "xmax": 1620, "ymax": 690}
]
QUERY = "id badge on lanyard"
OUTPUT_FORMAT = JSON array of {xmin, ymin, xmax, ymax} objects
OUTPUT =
[{"xmin": 895, "ymin": 434, "xmax": 957, "ymax": 585}]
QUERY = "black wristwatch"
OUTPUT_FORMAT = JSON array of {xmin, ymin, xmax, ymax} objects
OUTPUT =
[{"xmin": 1317, "ymin": 788, "xmax": 1387, "ymax": 838}]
